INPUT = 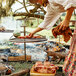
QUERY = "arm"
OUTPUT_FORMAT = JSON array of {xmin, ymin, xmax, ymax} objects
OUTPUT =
[
  {"xmin": 28, "ymin": 27, "xmax": 43, "ymax": 38},
  {"xmin": 60, "ymin": 7, "xmax": 75, "ymax": 30},
  {"xmin": 31, "ymin": 27, "xmax": 43, "ymax": 34},
  {"xmin": 28, "ymin": 13, "xmax": 61, "ymax": 38},
  {"xmin": 28, "ymin": 5, "xmax": 62, "ymax": 38},
  {"xmin": 28, "ymin": 25, "xmax": 44, "ymax": 38},
  {"xmin": 65, "ymin": 7, "xmax": 75, "ymax": 21}
]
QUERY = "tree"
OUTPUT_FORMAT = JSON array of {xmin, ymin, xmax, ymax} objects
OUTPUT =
[
  {"xmin": 0, "ymin": 0, "xmax": 15, "ymax": 17},
  {"xmin": 0, "ymin": 0, "xmax": 46, "ymax": 19}
]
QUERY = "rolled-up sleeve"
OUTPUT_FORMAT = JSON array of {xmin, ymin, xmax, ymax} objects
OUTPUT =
[
  {"xmin": 38, "ymin": 10, "xmax": 62, "ymax": 30},
  {"xmin": 62, "ymin": 0, "xmax": 76, "ymax": 10},
  {"xmin": 38, "ymin": 13, "xmax": 61, "ymax": 30}
]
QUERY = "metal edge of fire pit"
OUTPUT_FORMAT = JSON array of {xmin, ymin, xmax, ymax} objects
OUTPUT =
[{"xmin": 9, "ymin": 38, "xmax": 47, "ymax": 43}]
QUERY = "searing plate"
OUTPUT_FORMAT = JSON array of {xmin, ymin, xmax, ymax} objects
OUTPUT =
[{"xmin": 9, "ymin": 38, "xmax": 47, "ymax": 43}]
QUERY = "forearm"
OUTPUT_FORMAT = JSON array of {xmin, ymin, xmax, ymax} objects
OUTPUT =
[
  {"xmin": 65, "ymin": 7, "xmax": 75, "ymax": 21},
  {"xmin": 31, "ymin": 27, "xmax": 43, "ymax": 34}
]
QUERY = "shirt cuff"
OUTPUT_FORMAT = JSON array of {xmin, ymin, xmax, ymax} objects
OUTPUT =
[
  {"xmin": 38, "ymin": 22, "xmax": 46, "ymax": 29},
  {"xmin": 64, "ymin": 3, "xmax": 73, "ymax": 10}
]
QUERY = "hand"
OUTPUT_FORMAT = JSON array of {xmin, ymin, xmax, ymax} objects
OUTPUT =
[
  {"xmin": 59, "ymin": 20, "xmax": 69, "ymax": 31},
  {"xmin": 28, "ymin": 32, "xmax": 34, "ymax": 38}
]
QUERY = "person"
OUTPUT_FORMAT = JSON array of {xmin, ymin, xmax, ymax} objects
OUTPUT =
[
  {"xmin": 28, "ymin": 0, "xmax": 76, "ymax": 38},
  {"xmin": 28, "ymin": 0, "xmax": 76, "ymax": 76},
  {"xmin": 63, "ymin": 29, "xmax": 76, "ymax": 76}
]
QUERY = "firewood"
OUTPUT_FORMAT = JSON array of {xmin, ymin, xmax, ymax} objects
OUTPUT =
[
  {"xmin": 46, "ymin": 51, "xmax": 66, "ymax": 59},
  {"xmin": 9, "ymin": 69, "xmax": 30, "ymax": 76}
]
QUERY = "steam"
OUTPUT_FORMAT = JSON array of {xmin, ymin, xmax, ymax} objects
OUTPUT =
[{"xmin": 0, "ymin": 16, "xmax": 23, "ymax": 30}]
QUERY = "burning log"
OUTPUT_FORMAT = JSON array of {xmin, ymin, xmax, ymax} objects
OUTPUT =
[
  {"xmin": 47, "ymin": 51, "xmax": 66, "ymax": 59},
  {"xmin": 9, "ymin": 69, "xmax": 30, "ymax": 76},
  {"xmin": 45, "ymin": 47, "xmax": 67, "ymax": 59},
  {"xmin": 44, "ymin": 48, "xmax": 67, "ymax": 63}
]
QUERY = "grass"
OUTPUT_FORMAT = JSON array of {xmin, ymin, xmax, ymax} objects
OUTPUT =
[
  {"xmin": 8, "ymin": 61, "xmax": 34, "ymax": 72},
  {"xmin": 7, "ymin": 61, "xmax": 63, "ymax": 76}
]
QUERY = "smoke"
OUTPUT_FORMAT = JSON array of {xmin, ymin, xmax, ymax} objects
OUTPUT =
[{"xmin": 0, "ymin": 16, "xmax": 23, "ymax": 30}]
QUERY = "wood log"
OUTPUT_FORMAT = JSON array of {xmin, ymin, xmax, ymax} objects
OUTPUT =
[
  {"xmin": 0, "ymin": 65, "xmax": 7, "ymax": 71},
  {"xmin": 46, "ymin": 51, "xmax": 66, "ymax": 59},
  {"xmin": 9, "ymin": 69, "xmax": 30, "ymax": 76},
  {"xmin": 8, "ymin": 55, "xmax": 31, "ymax": 61}
]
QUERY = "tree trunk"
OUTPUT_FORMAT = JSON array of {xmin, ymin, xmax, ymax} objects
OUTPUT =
[{"xmin": 13, "ymin": 13, "xmax": 44, "ymax": 19}]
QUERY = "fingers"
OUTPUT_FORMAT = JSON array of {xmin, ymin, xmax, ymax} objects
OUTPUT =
[
  {"xmin": 59, "ymin": 25, "xmax": 62, "ymax": 31},
  {"xmin": 28, "ymin": 33, "xmax": 32, "ymax": 37},
  {"xmin": 61, "ymin": 25, "xmax": 65, "ymax": 31},
  {"xmin": 58, "ymin": 22, "xmax": 69, "ymax": 31},
  {"xmin": 59, "ymin": 24, "xmax": 69, "ymax": 31},
  {"xmin": 28, "ymin": 33, "xmax": 34, "ymax": 38}
]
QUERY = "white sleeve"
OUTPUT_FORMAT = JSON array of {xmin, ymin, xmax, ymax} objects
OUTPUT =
[
  {"xmin": 38, "ymin": 11, "xmax": 62, "ymax": 30},
  {"xmin": 62, "ymin": 0, "xmax": 76, "ymax": 10}
]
